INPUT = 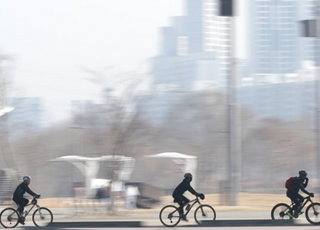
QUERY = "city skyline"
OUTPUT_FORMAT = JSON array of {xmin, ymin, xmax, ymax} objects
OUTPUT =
[
  {"xmin": 0, "ymin": 0, "xmax": 184, "ymax": 124},
  {"xmin": 1, "ymin": 0, "xmax": 318, "ymax": 126}
]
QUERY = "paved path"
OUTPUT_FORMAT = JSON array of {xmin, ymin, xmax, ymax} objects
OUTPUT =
[
  {"xmin": 0, "ymin": 205, "xmax": 313, "ymax": 228},
  {"xmin": 36, "ymin": 208, "xmax": 312, "ymax": 227}
]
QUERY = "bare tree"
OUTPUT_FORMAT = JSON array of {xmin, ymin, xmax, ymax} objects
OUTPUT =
[{"xmin": 75, "ymin": 68, "xmax": 152, "ymax": 181}]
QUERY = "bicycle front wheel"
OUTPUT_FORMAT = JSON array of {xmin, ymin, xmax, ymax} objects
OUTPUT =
[
  {"xmin": 305, "ymin": 202, "xmax": 320, "ymax": 225},
  {"xmin": 32, "ymin": 207, "xmax": 53, "ymax": 227},
  {"xmin": 271, "ymin": 203, "xmax": 292, "ymax": 220},
  {"xmin": 159, "ymin": 205, "xmax": 180, "ymax": 227},
  {"xmin": 0, "ymin": 207, "xmax": 19, "ymax": 228},
  {"xmin": 194, "ymin": 204, "xmax": 216, "ymax": 225}
]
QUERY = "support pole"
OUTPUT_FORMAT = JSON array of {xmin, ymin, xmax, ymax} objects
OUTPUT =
[
  {"xmin": 316, "ymin": 3, "xmax": 320, "ymax": 193},
  {"xmin": 222, "ymin": 0, "xmax": 240, "ymax": 206}
]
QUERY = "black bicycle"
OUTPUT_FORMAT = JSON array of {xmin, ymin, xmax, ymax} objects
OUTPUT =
[
  {"xmin": 159, "ymin": 196, "xmax": 216, "ymax": 227},
  {"xmin": 0, "ymin": 196, "xmax": 53, "ymax": 228},
  {"xmin": 271, "ymin": 194, "xmax": 320, "ymax": 225}
]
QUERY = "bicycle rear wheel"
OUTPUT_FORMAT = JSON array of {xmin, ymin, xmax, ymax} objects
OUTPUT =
[
  {"xmin": 32, "ymin": 207, "xmax": 53, "ymax": 227},
  {"xmin": 194, "ymin": 204, "xmax": 216, "ymax": 225},
  {"xmin": 305, "ymin": 202, "xmax": 320, "ymax": 225},
  {"xmin": 271, "ymin": 203, "xmax": 292, "ymax": 220},
  {"xmin": 159, "ymin": 205, "xmax": 180, "ymax": 227},
  {"xmin": 0, "ymin": 207, "xmax": 19, "ymax": 228}
]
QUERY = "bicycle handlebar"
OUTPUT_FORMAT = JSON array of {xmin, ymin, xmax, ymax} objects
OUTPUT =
[
  {"xmin": 304, "ymin": 194, "xmax": 315, "ymax": 201},
  {"xmin": 31, "ymin": 195, "xmax": 41, "ymax": 204},
  {"xmin": 188, "ymin": 194, "xmax": 205, "ymax": 204}
]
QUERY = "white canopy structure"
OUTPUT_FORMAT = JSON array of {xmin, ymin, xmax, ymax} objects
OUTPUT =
[
  {"xmin": 0, "ymin": 106, "xmax": 14, "ymax": 117},
  {"xmin": 49, "ymin": 155, "xmax": 135, "ymax": 197},
  {"xmin": 145, "ymin": 152, "xmax": 197, "ymax": 188}
]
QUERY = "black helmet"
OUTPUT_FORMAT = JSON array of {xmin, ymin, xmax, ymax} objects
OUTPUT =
[
  {"xmin": 299, "ymin": 170, "xmax": 307, "ymax": 178},
  {"xmin": 184, "ymin": 173, "xmax": 192, "ymax": 182}
]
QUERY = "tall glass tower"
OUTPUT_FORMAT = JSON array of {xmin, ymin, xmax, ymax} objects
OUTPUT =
[
  {"xmin": 297, "ymin": 0, "xmax": 317, "ymax": 65},
  {"xmin": 249, "ymin": 0, "xmax": 299, "ymax": 77},
  {"xmin": 187, "ymin": 0, "xmax": 232, "ymax": 86}
]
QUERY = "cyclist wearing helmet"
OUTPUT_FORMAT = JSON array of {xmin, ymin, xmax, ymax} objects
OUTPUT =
[
  {"xmin": 286, "ymin": 170, "xmax": 314, "ymax": 218},
  {"xmin": 172, "ymin": 173, "xmax": 204, "ymax": 222},
  {"xmin": 13, "ymin": 175, "xmax": 40, "ymax": 225}
]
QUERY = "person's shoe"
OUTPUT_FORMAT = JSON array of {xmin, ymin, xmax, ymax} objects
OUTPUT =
[
  {"xmin": 181, "ymin": 215, "xmax": 188, "ymax": 222},
  {"xmin": 293, "ymin": 210, "xmax": 299, "ymax": 218},
  {"xmin": 18, "ymin": 217, "xmax": 25, "ymax": 225},
  {"xmin": 185, "ymin": 204, "xmax": 191, "ymax": 211}
]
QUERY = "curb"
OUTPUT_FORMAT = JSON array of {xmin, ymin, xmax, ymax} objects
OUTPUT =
[
  {"xmin": 47, "ymin": 221, "xmax": 142, "ymax": 228},
  {"xmin": 21, "ymin": 219, "xmax": 312, "ymax": 229},
  {"xmin": 200, "ymin": 219, "xmax": 299, "ymax": 227}
]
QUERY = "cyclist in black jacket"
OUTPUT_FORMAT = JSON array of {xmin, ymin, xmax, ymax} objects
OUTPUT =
[
  {"xmin": 172, "ymin": 173, "xmax": 204, "ymax": 222},
  {"xmin": 286, "ymin": 170, "xmax": 314, "ymax": 218},
  {"xmin": 13, "ymin": 175, "xmax": 40, "ymax": 224}
]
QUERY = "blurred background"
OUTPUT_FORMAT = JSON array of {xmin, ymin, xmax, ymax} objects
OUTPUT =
[{"xmin": 0, "ymin": 0, "xmax": 320, "ymax": 210}]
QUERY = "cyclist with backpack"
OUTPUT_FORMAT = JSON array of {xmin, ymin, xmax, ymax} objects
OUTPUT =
[
  {"xmin": 285, "ymin": 170, "xmax": 314, "ymax": 218},
  {"xmin": 172, "ymin": 173, "xmax": 204, "ymax": 222}
]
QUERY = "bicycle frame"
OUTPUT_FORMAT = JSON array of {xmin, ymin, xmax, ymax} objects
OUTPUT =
[
  {"xmin": 16, "ymin": 197, "xmax": 40, "ymax": 218},
  {"xmin": 273, "ymin": 194, "xmax": 320, "ymax": 224},
  {"xmin": 168, "ymin": 197, "xmax": 202, "ymax": 219},
  {"xmin": 160, "ymin": 196, "xmax": 216, "ymax": 227},
  {"xmin": 290, "ymin": 195, "xmax": 314, "ymax": 211},
  {"xmin": 183, "ymin": 197, "xmax": 202, "ymax": 217},
  {"xmin": 0, "ymin": 196, "xmax": 54, "ymax": 228}
]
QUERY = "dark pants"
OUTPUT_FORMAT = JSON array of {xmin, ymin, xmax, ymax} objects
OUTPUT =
[
  {"xmin": 173, "ymin": 195, "xmax": 189, "ymax": 216},
  {"xmin": 287, "ymin": 191, "xmax": 304, "ymax": 211},
  {"xmin": 13, "ymin": 197, "xmax": 29, "ymax": 214}
]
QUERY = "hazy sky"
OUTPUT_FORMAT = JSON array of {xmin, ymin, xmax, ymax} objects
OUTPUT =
[
  {"xmin": 0, "ymin": 0, "xmax": 184, "ymax": 124},
  {"xmin": 0, "ymin": 0, "xmax": 246, "ymax": 125}
]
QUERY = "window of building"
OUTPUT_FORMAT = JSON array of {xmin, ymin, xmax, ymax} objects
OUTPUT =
[{"xmin": 177, "ymin": 36, "xmax": 188, "ymax": 56}]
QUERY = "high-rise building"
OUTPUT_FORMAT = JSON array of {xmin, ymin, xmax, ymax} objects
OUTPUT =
[
  {"xmin": 0, "ymin": 97, "xmax": 44, "ymax": 139},
  {"xmin": 297, "ymin": 0, "xmax": 317, "ymax": 65},
  {"xmin": 201, "ymin": 0, "xmax": 232, "ymax": 86},
  {"xmin": 144, "ymin": 0, "xmax": 320, "ymax": 123},
  {"xmin": 152, "ymin": 0, "xmax": 232, "ymax": 90},
  {"xmin": 249, "ymin": 0, "xmax": 299, "ymax": 77}
]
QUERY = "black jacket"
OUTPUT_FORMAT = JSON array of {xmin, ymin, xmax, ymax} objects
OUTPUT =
[
  {"xmin": 287, "ymin": 177, "xmax": 310, "ymax": 195},
  {"xmin": 13, "ymin": 182, "xmax": 37, "ymax": 199},
  {"xmin": 172, "ymin": 179, "xmax": 199, "ymax": 197}
]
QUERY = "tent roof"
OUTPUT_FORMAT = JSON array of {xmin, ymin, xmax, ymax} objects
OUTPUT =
[
  {"xmin": 49, "ymin": 155, "xmax": 94, "ymax": 162},
  {"xmin": 49, "ymin": 155, "xmax": 134, "ymax": 162},
  {"xmin": 146, "ymin": 152, "xmax": 197, "ymax": 159}
]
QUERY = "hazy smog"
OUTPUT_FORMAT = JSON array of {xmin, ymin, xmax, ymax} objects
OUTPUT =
[{"xmin": 0, "ymin": 0, "xmax": 319, "ymax": 219}]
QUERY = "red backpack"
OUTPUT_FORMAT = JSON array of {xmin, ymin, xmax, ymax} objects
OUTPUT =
[{"xmin": 285, "ymin": 176, "xmax": 297, "ymax": 190}]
